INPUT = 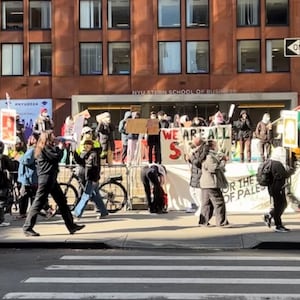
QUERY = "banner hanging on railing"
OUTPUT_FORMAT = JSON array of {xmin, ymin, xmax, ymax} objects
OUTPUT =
[{"xmin": 160, "ymin": 125, "xmax": 232, "ymax": 165}]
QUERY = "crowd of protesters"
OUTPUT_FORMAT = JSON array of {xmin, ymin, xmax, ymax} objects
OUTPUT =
[{"xmin": 0, "ymin": 106, "xmax": 297, "ymax": 234}]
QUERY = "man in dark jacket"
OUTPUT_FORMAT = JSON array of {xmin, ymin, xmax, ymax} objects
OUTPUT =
[
  {"xmin": 234, "ymin": 110, "xmax": 253, "ymax": 163},
  {"xmin": 263, "ymin": 147, "xmax": 295, "ymax": 233}
]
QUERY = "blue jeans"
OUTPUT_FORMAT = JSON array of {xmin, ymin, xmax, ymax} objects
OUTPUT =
[{"xmin": 73, "ymin": 181, "xmax": 108, "ymax": 218}]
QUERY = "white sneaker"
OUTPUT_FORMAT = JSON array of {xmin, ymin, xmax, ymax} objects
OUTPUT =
[{"xmin": 0, "ymin": 222, "xmax": 10, "ymax": 227}]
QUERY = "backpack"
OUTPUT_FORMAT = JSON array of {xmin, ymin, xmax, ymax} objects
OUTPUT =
[{"xmin": 256, "ymin": 159, "xmax": 272, "ymax": 186}]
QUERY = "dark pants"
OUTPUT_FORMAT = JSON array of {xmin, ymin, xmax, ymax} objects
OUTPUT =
[
  {"xmin": 199, "ymin": 188, "xmax": 227, "ymax": 226},
  {"xmin": 148, "ymin": 142, "xmax": 160, "ymax": 164},
  {"xmin": 141, "ymin": 166, "xmax": 164, "ymax": 212},
  {"xmin": 258, "ymin": 140, "xmax": 271, "ymax": 162},
  {"xmin": 18, "ymin": 185, "xmax": 37, "ymax": 215},
  {"xmin": 23, "ymin": 178, "xmax": 75, "ymax": 233},
  {"xmin": 239, "ymin": 138, "xmax": 252, "ymax": 163},
  {"xmin": 268, "ymin": 186, "xmax": 287, "ymax": 227}
]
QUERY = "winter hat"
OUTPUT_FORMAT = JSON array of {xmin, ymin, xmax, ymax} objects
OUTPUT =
[
  {"xmin": 40, "ymin": 108, "xmax": 47, "ymax": 114},
  {"xmin": 270, "ymin": 147, "xmax": 286, "ymax": 166},
  {"xmin": 262, "ymin": 113, "xmax": 270, "ymax": 124}
]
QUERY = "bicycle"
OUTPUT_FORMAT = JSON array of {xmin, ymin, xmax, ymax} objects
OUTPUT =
[{"xmin": 56, "ymin": 165, "xmax": 128, "ymax": 213}]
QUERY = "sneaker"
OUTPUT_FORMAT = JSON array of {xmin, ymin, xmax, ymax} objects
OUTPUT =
[
  {"xmin": 24, "ymin": 229, "xmax": 40, "ymax": 237},
  {"xmin": 281, "ymin": 226, "xmax": 291, "ymax": 232},
  {"xmin": 263, "ymin": 213, "xmax": 272, "ymax": 228},
  {"xmin": 275, "ymin": 226, "xmax": 289, "ymax": 233},
  {"xmin": 0, "ymin": 222, "xmax": 10, "ymax": 227},
  {"xmin": 69, "ymin": 224, "xmax": 85, "ymax": 235}
]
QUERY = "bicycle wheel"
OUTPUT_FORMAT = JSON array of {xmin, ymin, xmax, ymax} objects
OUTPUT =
[
  {"xmin": 49, "ymin": 183, "xmax": 79, "ymax": 210},
  {"xmin": 99, "ymin": 181, "xmax": 127, "ymax": 213}
]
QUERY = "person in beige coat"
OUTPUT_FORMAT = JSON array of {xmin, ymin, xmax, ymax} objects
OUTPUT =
[{"xmin": 198, "ymin": 140, "xmax": 229, "ymax": 227}]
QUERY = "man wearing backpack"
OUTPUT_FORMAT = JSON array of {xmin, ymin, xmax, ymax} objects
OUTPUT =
[
  {"xmin": 263, "ymin": 147, "xmax": 295, "ymax": 233},
  {"xmin": 0, "ymin": 141, "xmax": 16, "ymax": 226}
]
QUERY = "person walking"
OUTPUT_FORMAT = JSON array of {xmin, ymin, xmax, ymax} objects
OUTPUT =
[
  {"xmin": 255, "ymin": 113, "xmax": 273, "ymax": 162},
  {"xmin": 198, "ymin": 140, "xmax": 229, "ymax": 227},
  {"xmin": 234, "ymin": 110, "xmax": 253, "ymax": 163},
  {"xmin": 17, "ymin": 133, "xmax": 55, "ymax": 219},
  {"xmin": 23, "ymin": 131, "xmax": 85, "ymax": 237},
  {"xmin": 263, "ymin": 147, "xmax": 295, "ymax": 233},
  {"xmin": 72, "ymin": 139, "xmax": 108, "ymax": 219},
  {"xmin": 141, "ymin": 163, "xmax": 167, "ymax": 214}
]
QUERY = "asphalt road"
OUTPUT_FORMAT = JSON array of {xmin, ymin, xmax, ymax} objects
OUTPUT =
[{"xmin": 2, "ymin": 248, "xmax": 300, "ymax": 299}]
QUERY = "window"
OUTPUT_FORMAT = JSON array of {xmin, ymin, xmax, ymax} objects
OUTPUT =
[
  {"xmin": 187, "ymin": 41, "xmax": 209, "ymax": 73},
  {"xmin": 186, "ymin": 0, "xmax": 208, "ymax": 27},
  {"xmin": 80, "ymin": 43, "xmax": 102, "ymax": 75},
  {"xmin": 1, "ymin": 44, "xmax": 23, "ymax": 75},
  {"xmin": 237, "ymin": 40, "xmax": 260, "ymax": 73},
  {"xmin": 80, "ymin": 0, "xmax": 101, "ymax": 29},
  {"xmin": 108, "ymin": 42, "xmax": 130, "ymax": 74},
  {"xmin": 266, "ymin": 0, "xmax": 288, "ymax": 25},
  {"xmin": 159, "ymin": 41, "xmax": 181, "ymax": 74},
  {"xmin": 29, "ymin": 1, "xmax": 51, "ymax": 29},
  {"xmin": 266, "ymin": 40, "xmax": 289, "ymax": 72},
  {"xmin": 2, "ymin": 1, "xmax": 23, "ymax": 30},
  {"xmin": 108, "ymin": 0, "xmax": 129, "ymax": 28},
  {"xmin": 237, "ymin": 0, "xmax": 259, "ymax": 26},
  {"xmin": 158, "ymin": 0, "xmax": 180, "ymax": 28},
  {"xmin": 30, "ymin": 43, "xmax": 52, "ymax": 75}
]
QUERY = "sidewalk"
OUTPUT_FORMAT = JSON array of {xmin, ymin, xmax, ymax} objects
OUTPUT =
[{"xmin": 1, "ymin": 210, "xmax": 300, "ymax": 250}]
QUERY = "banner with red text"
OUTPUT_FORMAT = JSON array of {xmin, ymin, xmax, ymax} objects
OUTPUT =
[{"xmin": 161, "ymin": 125, "xmax": 232, "ymax": 164}]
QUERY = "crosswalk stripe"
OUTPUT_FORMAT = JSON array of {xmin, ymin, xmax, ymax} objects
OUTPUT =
[
  {"xmin": 61, "ymin": 255, "xmax": 300, "ymax": 261},
  {"xmin": 3, "ymin": 293, "xmax": 300, "ymax": 300},
  {"xmin": 24, "ymin": 277, "xmax": 300, "ymax": 284},
  {"xmin": 46, "ymin": 264, "xmax": 300, "ymax": 271}
]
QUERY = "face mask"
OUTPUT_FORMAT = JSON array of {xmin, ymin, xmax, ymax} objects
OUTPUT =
[{"xmin": 42, "ymin": 112, "xmax": 48, "ymax": 117}]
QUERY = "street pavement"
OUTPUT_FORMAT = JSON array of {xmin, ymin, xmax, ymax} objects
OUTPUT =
[{"xmin": 1, "ymin": 209, "xmax": 300, "ymax": 250}]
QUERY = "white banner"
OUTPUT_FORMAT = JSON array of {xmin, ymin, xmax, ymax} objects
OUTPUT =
[{"xmin": 161, "ymin": 125, "xmax": 232, "ymax": 165}]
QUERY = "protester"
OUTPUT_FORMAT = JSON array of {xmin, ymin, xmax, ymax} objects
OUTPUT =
[
  {"xmin": 198, "ymin": 140, "xmax": 229, "ymax": 227},
  {"xmin": 234, "ymin": 110, "xmax": 253, "ymax": 163},
  {"xmin": 255, "ymin": 113, "xmax": 273, "ymax": 162},
  {"xmin": 141, "ymin": 163, "xmax": 167, "ymax": 214},
  {"xmin": 186, "ymin": 134, "xmax": 209, "ymax": 213},
  {"xmin": 33, "ymin": 108, "xmax": 54, "ymax": 134},
  {"xmin": 23, "ymin": 131, "xmax": 85, "ymax": 236},
  {"xmin": 126, "ymin": 111, "xmax": 140, "ymax": 165},
  {"xmin": 263, "ymin": 147, "xmax": 295, "ymax": 233},
  {"xmin": 95, "ymin": 112, "xmax": 115, "ymax": 165},
  {"xmin": 147, "ymin": 111, "xmax": 160, "ymax": 164},
  {"xmin": 72, "ymin": 139, "xmax": 108, "ymax": 219},
  {"xmin": 118, "ymin": 111, "xmax": 131, "ymax": 164},
  {"xmin": 0, "ymin": 141, "xmax": 16, "ymax": 227}
]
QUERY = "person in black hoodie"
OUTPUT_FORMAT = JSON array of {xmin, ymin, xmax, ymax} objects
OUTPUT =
[
  {"xmin": 234, "ymin": 110, "xmax": 253, "ymax": 163},
  {"xmin": 23, "ymin": 131, "xmax": 85, "ymax": 237}
]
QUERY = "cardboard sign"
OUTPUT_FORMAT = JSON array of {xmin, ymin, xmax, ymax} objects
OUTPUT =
[
  {"xmin": 146, "ymin": 119, "xmax": 159, "ymax": 135},
  {"xmin": 0, "ymin": 109, "xmax": 17, "ymax": 144},
  {"xmin": 125, "ymin": 118, "xmax": 148, "ymax": 134}
]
